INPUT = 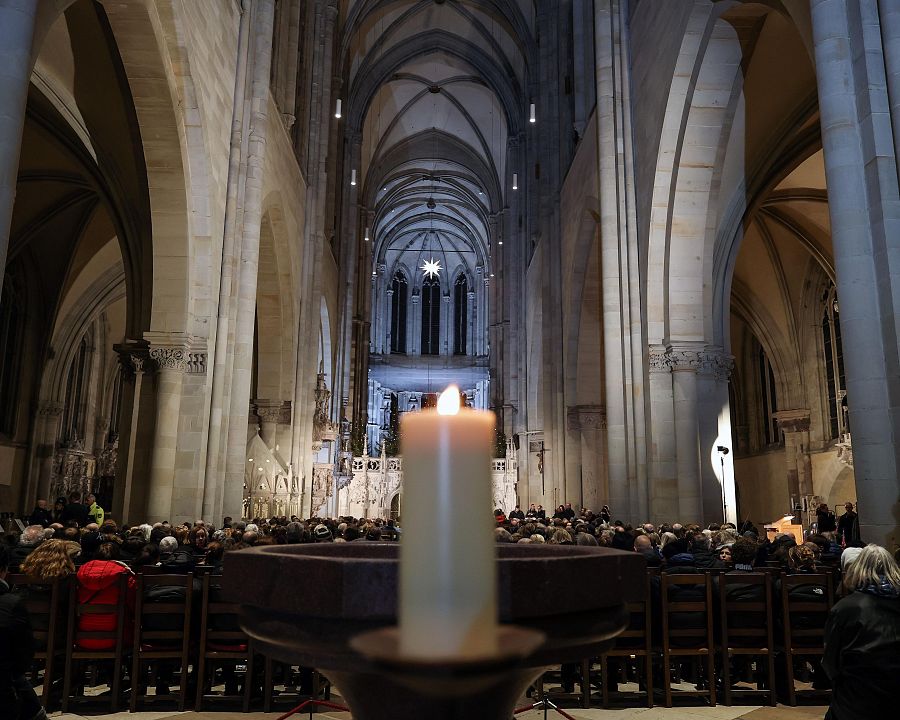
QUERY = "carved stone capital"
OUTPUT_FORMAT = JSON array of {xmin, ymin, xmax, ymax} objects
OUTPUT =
[
  {"xmin": 145, "ymin": 335, "xmax": 207, "ymax": 375},
  {"xmin": 149, "ymin": 346, "xmax": 187, "ymax": 372},
  {"xmin": 670, "ymin": 349, "xmax": 702, "ymax": 372},
  {"xmin": 38, "ymin": 401, "xmax": 64, "ymax": 418},
  {"xmin": 254, "ymin": 400, "xmax": 292, "ymax": 425},
  {"xmin": 567, "ymin": 404, "xmax": 607, "ymax": 431},
  {"xmin": 698, "ymin": 348, "xmax": 734, "ymax": 382},
  {"xmin": 648, "ymin": 345, "xmax": 674, "ymax": 373},
  {"xmin": 773, "ymin": 409, "xmax": 811, "ymax": 434}
]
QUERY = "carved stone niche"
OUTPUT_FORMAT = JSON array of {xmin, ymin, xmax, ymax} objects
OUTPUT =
[{"xmin": 567, "ymin": 404, "xmax": 607, "ymax": 432}]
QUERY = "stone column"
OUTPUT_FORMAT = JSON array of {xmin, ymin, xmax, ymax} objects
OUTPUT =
[
  {"xmin": 117, "ymin": 353, "xmax": 148, "ymax": 523},
  {"xmin": 466, "ymin": 290, "xmax": 475, "ymax": 356},
  {"xmin": 0, "ymin": 0, "xmax": 38, "ymax": 292},
  {"xmin": 567, "ymin": 405, "xmax": 606, "ymax": 511},
  {"xmin": 774, "ymin": 409, "xmax": 813, "ymax": 507},
  {"xmin": 223, "ymin": 0, "xmax": 277, "ymax": 520},
  {"xmin": 698, "ymin": 348, "xmax": 736, "ymax": 525},
  {"xmin": 384, "ymin": 287, "xmax": 393, "ymax": 353},
  {"xmin": 146, "ymin": 346, "xmax": 185, "ymax": 522},
  {"xmin": 34, "ymin": 401, "xmax": 63, "ymax": 503},
  {"xmin": 648, "ymin": 346, "xmax": 677, "ymax": 519},
  {"xmin": 671, "ymin": 347, "xmax": 702, "ymax": 524},
  {"xmin": 255, "ymin": 399, "xmax": 291, "ymax": 449},
  {"xmin": 812, "ymin": 0, "xmax": 900, "ymax": 547},
  {"xmin": 409, "ymin": 292, "xmax": 421, "ymax": 355},
  {"xmin": 441, "ymin": 292, "xmax": 451, "ymax": 356}
]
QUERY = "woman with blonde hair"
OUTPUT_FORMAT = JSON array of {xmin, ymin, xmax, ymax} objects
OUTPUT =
[
  {"xmin": 823, "ymin": 544, "xmax": 900, "ymax": 719},
  {"xmin": 19, "ymin": 539, "xmax": 80, "ymax": 580}
]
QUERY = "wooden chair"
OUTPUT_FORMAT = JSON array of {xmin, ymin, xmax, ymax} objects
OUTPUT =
[
  {"xmin": 780, "ymin": 573, "xmax": 833, "ymax": 705},
  {"xmin": 61, "ymin": 574, "xmax": 129, "ymax": 712},
  {"xmin": 598, "ymin": 570, "xmax": 654, "ymax": 708},
  {"xmin": 7, "ymin": 574, "xmax": 66, "ymax": 709},
  {"xmin": 130, "ymin": 574, "xmax": 193, "ymax": 711},
  {"xmin": 718, "ymin": 572, "xmax": 776, "ymax": 706},
  {"xmin": 660, "ymin": 573, "xmax": 716, "ymax": 707},
  {"xmin": 195, "ymin": 573, "xmax": 254, "ymax": 712},
  {"xmin": 532, "ymin": 663, "xmax": 592, "ymax": 708}
]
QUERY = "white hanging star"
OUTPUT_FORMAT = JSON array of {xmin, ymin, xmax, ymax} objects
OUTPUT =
[{"xmin": 421, "ymin": 257, "xmax": 442, "ymax": 279}]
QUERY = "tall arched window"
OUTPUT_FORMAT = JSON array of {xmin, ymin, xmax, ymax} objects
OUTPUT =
[
  {"xmin": 453, "ymin": 274, "xmax": 468, "ymax": 355},
  {"xmin": 822, "ymin": 288, "xmax": 846, "ymax": 439},
  {"xmin": 421, "ymin": 277, "xmax": 440, "ymax": 355},
  {"xmin": 0, "ymin": 281, "xmax": 24, "ymax": 436},
  {"xmin": 390, "ymin": 273, "xmax": 408, "ymax": 354},
  {"xmin": 63, "ymin": 336, "xmax": 90, "ymax": 443},
  {"xmin": 758, "ymin": 346, "xmax": 779, "ymax": 447}
]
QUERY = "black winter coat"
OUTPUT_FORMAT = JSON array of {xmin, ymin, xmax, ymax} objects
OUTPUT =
[
  {"xmin": 0, "ymin": 579, "xmax": 34, "ymax": 679},
  {"xmin": 823, "ymin": 590, "xmax": 900, "ymax": 719}
]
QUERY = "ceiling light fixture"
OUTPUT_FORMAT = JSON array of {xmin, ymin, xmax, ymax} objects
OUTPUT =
[
  {"xmin": 529, "ymin": 102, "xmax": 536, "ymax": 123},
  {"xmin": 364, "ymin": 226, "xmax": 370, "ymax": 242},
  {"xmin": 421, "ymin": 257, "xmax": 442, "ymax": 279},
  {"xmin": 512, "ymin": 173, "xmax": 518, "ymax": 191},
  {"xmin": 335, "ymin": 98, "xmax": 342, "ymax": 119},
  {"xmin": 350, "ymin": 168, "xmax": 357, "ymax": 186}
]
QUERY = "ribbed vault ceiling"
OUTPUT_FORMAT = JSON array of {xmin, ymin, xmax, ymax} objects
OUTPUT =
[{"xmin": 341, "ymin": 0, "xmax": 535, "ymax": 279}]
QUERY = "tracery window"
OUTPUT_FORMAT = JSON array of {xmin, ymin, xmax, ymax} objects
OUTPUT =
[
  {"xmin": 822, "ymin": 287, "xmax": 846, "ymax": 439},
  {"xmin": 390, "ymin": 273, "xmax": 408, "ymax": 354},
  {"xmin": 0, "ymin": 281, "xmax": 24, "ymax": 436},
  {"xmin": 62, "ymin": 336, "xmax": 90, "ymax": 443},
  {"xmin": 453, "ymin": 274, "xmax": 468, "ymax": 355},
  {"xmin": 420, "ymin": 277, "xmax": 440, "ymax": 355},
  {"xmin": 758, "ymin": 347, "xmax": 779, "ymax": 447}
]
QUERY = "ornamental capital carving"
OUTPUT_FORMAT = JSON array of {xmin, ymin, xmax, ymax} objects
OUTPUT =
[
  {"xmin": 670, "ymin": 349, "xmax": 702, "ymax": 372},
  {"xmin": 149, "ymin": 346, "xmax": 187, "ymax": 372},
  {"xmin": 39, "ymin": 401, "xmax": 64, "ymax": 418},
  {"xmin": 254, "ymin": 400, "xmax": 292, "ymax": 425},
  {"xmin": 144, "ymin": 334, "xmax": 207, "ymax": 375},
  {"xmin": 698, "ymin": 348, "xmax": 734, "ymax": 382},
  {"xmin": 566, "ymin": 404, "xmax": 607, "ymax": 431},
  {"xmin": 773, "ymin": 409, "xmax": 811, "ymax": 434},
  {"xmin": 648, "ymin": 345, "xmax": 674, "ymax": 373}
]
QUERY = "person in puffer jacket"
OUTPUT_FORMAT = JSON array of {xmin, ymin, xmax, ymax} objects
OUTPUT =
[{"xmin": 75, "ymin": 543, "xmax": 136, "ymax": 650}]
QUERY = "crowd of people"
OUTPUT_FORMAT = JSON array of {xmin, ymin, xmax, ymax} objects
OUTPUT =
[{"xmin": 0, "ymin": 494, "xmax": 898, "ymax": 718}]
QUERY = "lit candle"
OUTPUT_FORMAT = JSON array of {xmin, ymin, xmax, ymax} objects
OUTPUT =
[{"xmin": 399, "ymin": 386, "xmax": 498, "ymax": 658}]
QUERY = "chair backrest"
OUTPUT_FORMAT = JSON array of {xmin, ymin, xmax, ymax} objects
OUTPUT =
[
  {"xmin": 780, "ymin": 572, "xmax": 833, "ymax": 647},
  {"xmin": 718, "ymin": 571, "xmax": 774, "ymax": 648},
  {"xmin": 615, "ymin": 570, "xmax": 653, "ymax": 651},
  {"xmin": 69, "ymin": 573, "xmax": 129, "ymax": 656},
  {"xmin": 660, "ymin": 573, "xmax": 714, "ymax": 650},
  {"xmin": 133, "ymin": 574, "xmax": 193, "ymax": 649},
  {"xmin": 7, "ymin": 574, "xmax": 66, "ymax": 655},
  {"xmin": 198, "ymin": 573, "xmax": 249, "ymax": 652}
]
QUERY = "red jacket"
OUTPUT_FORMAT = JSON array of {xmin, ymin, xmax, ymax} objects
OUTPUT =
[{"xmin": 76, "ymin": 560, "xmax": 136, "ymax": 649}]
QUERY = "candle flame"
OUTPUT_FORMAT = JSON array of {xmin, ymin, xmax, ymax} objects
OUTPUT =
[{"xmin": 437, "ymin": 386, "xmax": 461, "ymax": 415}]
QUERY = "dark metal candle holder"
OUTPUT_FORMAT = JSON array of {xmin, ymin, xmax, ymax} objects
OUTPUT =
[{"xmin": 225, "ymin": 542, "xmax": 644, "ymax": 720}]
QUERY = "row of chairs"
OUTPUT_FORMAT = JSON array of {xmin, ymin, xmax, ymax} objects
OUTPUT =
[
  {"xmin": 9, "ymin": 571, "xmax": 326, "ymax": 713},
  {"xmin": 538, "ymin": 569, "xmax": 835, "ymax": 708}
]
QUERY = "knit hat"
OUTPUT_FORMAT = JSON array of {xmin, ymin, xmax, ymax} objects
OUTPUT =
[
  {"xmin": 314, "ymin": 524, "xmax": 332, "ymax": 540},
  {"xmin": 840, "ymin": 546, "xmax": 863, "ymax": 569}
]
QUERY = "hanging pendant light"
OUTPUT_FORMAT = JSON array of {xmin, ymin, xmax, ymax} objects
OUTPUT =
[
  {"xmin": 364, "ymin": 226, "xmax": 370, "ymax": 242},
  {"xmin": 512, "ymin": 173, "xmax": 518, "ymax": 191},
  {"xmin": 529, "ymin": 102, "xmax": 536, "ymax": 124},
  {"xmin": 335, "ymin": 98, "xmax": 342, "ymax": 119},
  {"xmin": 350, "ymin": 168, "xmax": 357, "ymax": 186}
]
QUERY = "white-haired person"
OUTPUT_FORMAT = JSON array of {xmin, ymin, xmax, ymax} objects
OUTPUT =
[{"xmin": 822, "ymin": 543, "xmax": 900, "ymax": 719}]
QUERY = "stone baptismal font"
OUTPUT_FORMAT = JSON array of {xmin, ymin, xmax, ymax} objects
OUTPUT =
[{"xmin": 226, "ymin": 388, "xmax": 643, "ymax": 719}]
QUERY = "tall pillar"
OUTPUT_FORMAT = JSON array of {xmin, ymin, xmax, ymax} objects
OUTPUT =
[
  {"xmin": 774, "ymin": 409, "xmax": 813, "ymax": 509},
  {"xmin": 33, "ymin": 402, "xmax": 63, "ymax": 504},
  {"xmin": 671, "ymin": 347, "xmax": 702, "ymax": 524},
  {"xmin": 146, "ymin": 346, "xmax": 185, "ymax": 522},
  {"xmin": 223, "ymin": 0, "xmax": 277, "ymax": 520},
  {"xmin": 0, "ymin": 0, "xmax": 38, "ymax": 292},
  {"xmin": 812, "ymin": 0, "xmax": 900, "ymax": 548},
  {"xmin": 466, "ymin": 290, "xmax": 475, "ymax": 356},
  {"xmin": 648, "ymin": 346, "xmax": 678, "ymax": 519},
  {"xmin": 116, "ymin": 352, "xmax": 149, "ymax": 524},
  {"xmin": 698, "ymin": 348, "xmax": 736, "ymax": 525}
]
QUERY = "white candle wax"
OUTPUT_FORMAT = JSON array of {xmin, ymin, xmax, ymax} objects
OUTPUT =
[{"xmin": 399, "ymin": 387, "xmax": 498, "ymax": 658}]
